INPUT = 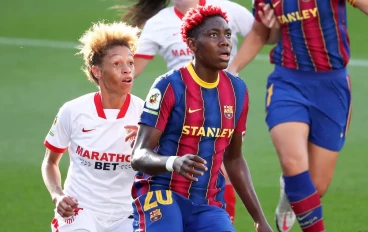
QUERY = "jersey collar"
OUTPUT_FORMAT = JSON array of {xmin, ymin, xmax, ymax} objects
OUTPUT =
[
  {"xmin": 94, "ymin": 92, "xmax": 131, "ymax": 119},
  {"xmin": 187, "ymin": 62, "xmax": 219, "ymax": 89},
  {"xmin": 174, "ymin": 0, "xmax": 206, "ymax": 20}
]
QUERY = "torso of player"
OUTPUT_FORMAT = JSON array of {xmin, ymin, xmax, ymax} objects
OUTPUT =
[
  {"xmin": 261, "ymin": 0, "xmax": 350, "ymax": 71},
  {"xmin": 134, "ymin": 64, "xmax": 247, "ymax": 207},
  {"xmin": 46, "ymin": 93, "xmax": 144, "ymax": 220},
  {"xmin": 136, "ymin": 0, "xmax": 252, "ymax": 70}
]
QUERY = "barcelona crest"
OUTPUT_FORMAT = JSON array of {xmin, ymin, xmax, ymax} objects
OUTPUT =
[
  {"xmin": 150, "ymin": 209, "xmax": 162, "ymax": 222},
  {"xmin": 224, "ymin": 105, "xmax": 234, "ymax": 119}
]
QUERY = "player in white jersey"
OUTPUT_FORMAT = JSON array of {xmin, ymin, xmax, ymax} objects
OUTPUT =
[
  {"xmin": 120, "ymin": 0, "xmax": 279, "ymax": 224},
  {"xmin": 41, "ymin": 21, "xmax": 143, "ymax": 232}
]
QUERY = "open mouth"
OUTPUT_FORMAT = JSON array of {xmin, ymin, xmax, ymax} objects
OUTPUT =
[
  {"xmin": 219, "ymin": 52, "xmax": 230, "ymax": 60},
  {"xmin": 122, "ymin": 77, "xmax": 133, "ymax": 83}
]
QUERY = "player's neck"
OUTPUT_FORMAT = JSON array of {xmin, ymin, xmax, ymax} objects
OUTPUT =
[
  {"xmin": 174, "ymin": 1, "xmax": 199, "ymax": 15},
  {"xmin": 99, "ymin": 91, "xmax": 127, "ymax": 109},
  {"xmin": 192, "ymin": 62, "xmax": 219, "ymax": 84}
]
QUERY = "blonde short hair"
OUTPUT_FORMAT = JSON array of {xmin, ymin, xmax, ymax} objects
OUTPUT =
[{"xmin": 77, "ymin": 21, "xmax": 140, "ymax": 84}]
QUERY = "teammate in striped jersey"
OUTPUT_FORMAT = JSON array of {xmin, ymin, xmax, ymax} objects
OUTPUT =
[
  {"xmin": 130, "ymin": 5, "xmax": 272, "ymax": 232},
  {"xmin": 228, "ymin": 1, "xmax": 367, "ymax": 231}
]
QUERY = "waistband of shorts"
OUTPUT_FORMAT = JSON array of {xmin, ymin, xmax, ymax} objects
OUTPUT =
[{"xmin": 274, "ymin": 65, "xmax": 348, "ymax": 80}]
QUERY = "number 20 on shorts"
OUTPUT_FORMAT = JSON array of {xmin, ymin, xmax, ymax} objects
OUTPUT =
[
  {"xmin": 266, "ymin": 84, "xmax": 274, "ymax": 107},
  {"xmin": 144, "ymin": 190, "xmax": 173, "ymax": 211}
]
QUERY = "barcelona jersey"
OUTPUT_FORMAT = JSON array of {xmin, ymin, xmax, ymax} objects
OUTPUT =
[
  {"xmin": 254, "ymin": 0, "xmax": 356, "ymax": 71},
  {"xmin": 132, "ymin": 62, "xmax": 249, "ymax": 208}
]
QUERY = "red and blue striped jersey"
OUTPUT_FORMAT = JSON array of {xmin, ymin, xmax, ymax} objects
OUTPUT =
[
  {"xmin": 132, "ymin": 63, "xmax": 249, "ymax": 208},
  {"xmin": 254, "ymin": 0, "xmax": 356, "ymax": 71}
]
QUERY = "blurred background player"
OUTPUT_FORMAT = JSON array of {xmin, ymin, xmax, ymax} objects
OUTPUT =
[
  {"xmin": 228, "ymin": 1, "xmax": 368, "ymax": 231},
  {"xmin": 119, "ymin": 0, "xmax": 279, "ymax": 223},
  {"xmin": 41, "ymin": 21, "xmax": 143, "ymax": 232},
  {"xmin": 130, "ymin": 5, "xmax": 272, "ymax": 232}
]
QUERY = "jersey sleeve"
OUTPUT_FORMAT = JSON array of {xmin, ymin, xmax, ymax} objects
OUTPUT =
[
  {"xmin": 140, "ymin": 77, "xmax": 175, "ymax": 132},
  {"xmin": 134, "ymin": 20, "xmax": 160, "ymax": 60},
  {"xmin": 253, "ymin": 0, "xmax": 267, "ymax": 22},
  {"xmin": 235, "ymin": 88, "xmax": 250, "ymax": 134},
  {"xmin": 44, "ymin": 103, "xmax": 72, "ymax": 153},
  {"xmin": 227, "ymin": 1, "xmax": 255, "ymax": 37}
]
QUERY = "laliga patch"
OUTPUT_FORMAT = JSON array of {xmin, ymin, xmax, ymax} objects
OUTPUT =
[
  {"xmin": 149, "ymin": 208, "xmax": 162, "ymax": 222},
  {"xmin": 145, "ymin": 88, "xmax": 162, "ymax": 110}
]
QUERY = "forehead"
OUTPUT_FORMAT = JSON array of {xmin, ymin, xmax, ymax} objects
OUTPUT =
[
  {"xmin": 199, "ymin": 16, "xmax": 230, "ymax": 32},
  {"xmin": 105, "ymin": 45, "xmax": 132, "ymax": 58}
]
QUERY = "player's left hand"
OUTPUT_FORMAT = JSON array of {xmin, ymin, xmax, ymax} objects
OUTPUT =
[
  {"xmin": 258, "ymin": 3, "xmax": 280, "ymax": 29},
  {"xmin": 125, "ymin": 125, "xmax": 138, "ymax": 148},
  {"xmin": 254, "ymin": 221, "xmax": 273, "ymax": 232}
]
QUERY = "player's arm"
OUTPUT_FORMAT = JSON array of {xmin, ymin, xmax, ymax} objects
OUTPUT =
[
  {"xmin": 41, "ymin": 104, "xmax": 78, "ymax": 217},
  {"xmin": 227, "ymin": 2, "xmax": 279, "ymax": 75},
  {"xmin": 223, "ymin": 89, "xmax": 271, "ymax": 231},
  {"xmin": 351, "ymin": 0, "xmax": 368, "ymax": 15},
  {"xmin": 223, "ymin": 133, "xmax": 270, "ymax": 230}
]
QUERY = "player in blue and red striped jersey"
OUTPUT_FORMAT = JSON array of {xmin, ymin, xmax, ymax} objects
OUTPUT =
[
  {"xmin": 130, "ymin": 5, "xmax": 272, "ymax": 232},
  {"xmin": 228, "ymin": 1, "xmax": 368, "ymax": 232}
]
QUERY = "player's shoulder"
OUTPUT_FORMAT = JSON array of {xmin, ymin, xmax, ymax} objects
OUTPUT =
[
  {"xmin": 61, "ymin": 92, "xmax": 96, "ymax": 111},
  {"xmin": 153, "ymin": 68, "xmax": 184, "ymax": 87},
  {"xmin": 129, "ymin": 94, "xmax": 145, "ymax": 108},
  {"xmin": 223, "ymin": 71, "xmax": 248, "ymax": 93}
]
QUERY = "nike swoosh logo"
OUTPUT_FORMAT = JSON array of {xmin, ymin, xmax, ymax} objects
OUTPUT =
[
  {"xmin": 297, "ymin": 211, "xmax": 313, "ymax": 221},
  {"xmin": 282, "ymin": 213, "xmax": 290, "ymax": 231},
  {"xmin": 188, "ymin": 108, "xmax": 202, "ymax": 113},
  {"xmin": 273, "ymin": 0, "xmax": 281, "ymax": 8},
  {"xmin": 82, "ymin": 128, "xmax": 95, "ymax": 132}
]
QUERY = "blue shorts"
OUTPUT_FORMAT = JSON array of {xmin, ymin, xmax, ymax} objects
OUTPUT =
[
  {"xmin": 265, "ymin": 66, "xmax": 352, "ymax": 152},
  {"xmin": 132, "ymin": 190, "xmax": 234, "ymax": 232}
]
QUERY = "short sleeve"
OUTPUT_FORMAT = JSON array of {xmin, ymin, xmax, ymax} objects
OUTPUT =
[
  {"xmin": 44, "ymin": 103, "xmax": 72, "ymax": 153},
  {"xmin": 140, "ymin": 77, "xmax": 175, "ymax": 132},
  {"xmin": 134, "ymin": 20, "xmax": 160, "ymax": 60},
  {"xmin": 235, "ymin": 88, "xmax": 249, "ymax": 134}
]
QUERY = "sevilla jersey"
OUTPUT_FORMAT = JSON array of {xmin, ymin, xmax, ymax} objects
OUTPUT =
[
  {"xmin": 135, "ymin": 0, "xmax": 254, "ymax": 71},
  {"xmin": 254, "ymin": 0, "xmax": 356, "ymax": 72},
  {"xmin": 132, "ymin": 62, "xmax": 249, "ymax": 208},
  {"xmin": 44, "ymin": 92, "xmax": 144, "ymax": 221}
]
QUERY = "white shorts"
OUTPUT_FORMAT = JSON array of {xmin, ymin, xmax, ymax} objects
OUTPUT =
[{"xmin": 51, "ymin": 208, "xmax": 133, "ymax": 232}]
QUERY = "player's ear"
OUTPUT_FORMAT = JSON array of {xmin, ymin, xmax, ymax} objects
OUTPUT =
[
  {"xmin": 91, "ymin": 65, "xmax": 102, "ymax": 81},
  {"xmin": 187, "ymin": 38, "xmax": 197, "ymax": 53}
]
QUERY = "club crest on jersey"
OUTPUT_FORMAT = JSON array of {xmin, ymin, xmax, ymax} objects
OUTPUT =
[
  {"xmin": 149, "ymin": 209, "xmax": 162, "ymax": 222},
  {"xmin": 224, "ymin": 105, "xmax": 234, "ymax": 119},
  {"xmin": 145, "ymin": 88, "xmax": 162, "ymax": 110},
  {"xmin": 64, "ymin": 216, "xmax": 75, "ymax": 224}
]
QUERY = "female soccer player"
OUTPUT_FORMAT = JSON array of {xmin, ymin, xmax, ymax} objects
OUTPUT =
[
  {"xmin": 120, "ymin": 0, "xmax": 279, "ymax": 222},
  {"xmin": 41, "ymin": 21, "xmax": 143, "ymax": 232},
  {"xmin": 130, "ymin": 5, "xmax": 272, "ymax": 232},
  {"xmin": 228, "ymin": 1, "xmax": 368, "ymax": 231}
]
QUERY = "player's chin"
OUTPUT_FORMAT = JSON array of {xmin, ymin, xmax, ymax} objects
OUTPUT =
[
  {"xmin": 119, "ymin": 85, "xmax": 133, "ymax": 95},
  {"xmin": 216, "ymin": 61, "xmax": 229, "ymax": 70}
]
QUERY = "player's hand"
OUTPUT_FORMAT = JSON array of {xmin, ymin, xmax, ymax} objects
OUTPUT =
[
  {"xmin": 254, "ymin": 221, "xmax": 273, "ymax": 232},
  {"xmin": 125, "ymin": 125, "xmax": 139, "ymax": 148},
  {"xmin": 258, "ymin": 3, "xmax": 280, "ymax": 29},
  {"xmin": 173, "ymin": 154, "xmax": 208, "ymax": 182},
  {"xmin": 54, "ymin": 195, "xmax": 78, "ymax": 218}
]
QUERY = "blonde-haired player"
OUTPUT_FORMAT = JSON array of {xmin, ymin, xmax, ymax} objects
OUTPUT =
[{"xmin": 41, "ymin": 21, "xmax": 143, "ymax": 232}]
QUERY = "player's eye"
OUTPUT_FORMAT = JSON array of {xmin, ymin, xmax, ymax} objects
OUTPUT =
[
  {"xmin": 129, "ymin": 61, "xmax": 134, "ymax": 66},
  {"xmin": 226, "ymin": 33, "xmax": 232, "ymax": 38},
  {"xmin": 113, "ymin": 62, "xmax": 120, "ymax": 66},
  {"xmin": 210, "ymin": 33, "xmax": 218, "ymax": 38}
]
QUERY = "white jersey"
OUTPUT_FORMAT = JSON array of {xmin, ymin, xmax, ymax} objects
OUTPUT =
[
  {"xmin": 135, "ymin": 0, "xmax": 254, "ymax": 71},
  {"xmin": 44, "ymin": 92, "xmax": 144, "ymax": 221}
]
